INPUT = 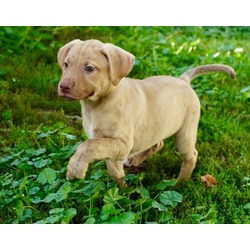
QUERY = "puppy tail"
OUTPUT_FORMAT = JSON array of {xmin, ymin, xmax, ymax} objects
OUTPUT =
[{"xmin": 179, "ymin": 64, "xmax": 236, "ymax": 83}]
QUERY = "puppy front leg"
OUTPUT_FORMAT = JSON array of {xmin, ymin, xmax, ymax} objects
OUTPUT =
[{"xmin": 66, "ymin": 138, "xmax": 128, "ymax": 180}]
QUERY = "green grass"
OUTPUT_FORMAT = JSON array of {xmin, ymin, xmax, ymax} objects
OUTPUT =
[{"xmin": 0, "ymin": 26, "xmax": 249, "ymax": 224}]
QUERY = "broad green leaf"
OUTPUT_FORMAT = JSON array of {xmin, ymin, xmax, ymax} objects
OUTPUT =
[
  {"xmin": 159, "ymin": 211, "xmax": 173, "ymax": 223},
  {"xmin": 74, "ymin": 181, "xmax": 106, "ymax": 196},
  {"xmin": 38, "ymin": 168, "xmax": 57, "ymax": 185},
  {"xmin": 84, "ymin": 217, "xmax": 96, "ymax": 224},
  {"xmin": 60, "ymin": 133, "xmax": 76, "ymax": 140},
  {"xmin": 45, "ymin": 168, "xmax": 57, "ymax": 184},
  {"xmin": 62, "ymin": 208, "xmax": 77, "ymax": 223},
  {"xmin": 1, "ymin": 173, "xmax": 13, "ymax": 186},
  {"xmin": 44, "ymin": 216, "xmax": 61, "ymax": 224},
  {"xmin": 28, "ymin": 186, "xmax": 40, "ymax": 195},
  {"xmin": 243, "ymin": 203, "xmax": 250, "ymax": 209},
  {"xmin": 119, "ymin": 212, "xmax": 136, "ymax": 224},
  {"xmin": 156, "ymin": 179, "xmax": 178, "ymax": 190},
  {"xmin": 30, "ymin": 196, "xmax": 42, "ymax": 204},
  {"xmin": 49, "ymin": 208, "xmax": 65, "ymax": 214},
  {"xmin": 191, "ymin": 214, "xmax": 204, "ymax": 220},
  {"xmin": 160, "ymin": 191, "xmax": 183, "ymax": 207},
  {"xmin": 55, "ymin": 182, "xmax": 71, "ymax": 202},
  {"xmin": 21, "ymin": 208, "xmax": 33, "ymax": 222},
  {"xmin": 103, "ymin": 187, "xmax": 123, "ymax": 204},
  {"xmin": 60, "ymin": 142, "xmax": 81, "ymax": 159},
  {"xmin": 38, "ymin": 130, "xmax": 57, "ymax": 138},
  {"xmin": 43, "ymin": 193, "xmax": 57, "ymax": 203},
  {"xmin": 18, "ymin": 164, "xmax": 33, "ymax": 170},
  {"xmin": 110, "ymin": 212, "xmax": 135, "ymax": 224},
  {"xmin": 136, "ymin": 186, "xmax": 150, "ymax": 199},
  {"xmin": 12, "ymin": 179, "xmax": 23, "ymax": 188},
  {"xmin": 100, "ymin": 204, "xmax": 120, "ymax": 221},
  {"xmin": 33, "ymin": 158, "xmax": 51, "ymax": 168},
  {"xmin": 58, "ymin": 182, "xmax": 71, "ymax": 193},
  {"xmin": 91, "ymin": 169, "xmax": 103, "ymax": 180},
  {"xmin": 35, "ymin": 220, "xmax": 45, "ymax": 224},
  {"xmin": 38, "ymin": 172, "xmax": 47, "ymax": 185},
  {"xmin": 92, "ymin": 181, "xmax": 106, "ymax": 193},
  {"xmin": 42, "ymin": 184, "xmax": 71, "ymax": 203},
  {"xmin": 11, "ymin": 158, "xmax": 22, "ymax": 166},
  {"xmin": 26, "ymin": 148, "xmax": 46, "ymax": 157},
  {"xmin": 151, "ymin": 200, "xmax": 166, "ymax": 212},
  {"xmin": 0, "ymin": 156, "xmax": 10, "ymax": 165}
]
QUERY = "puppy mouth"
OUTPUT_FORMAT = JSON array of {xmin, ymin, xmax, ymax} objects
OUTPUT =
[
  {"xmin": 84, "ymin": 90, "xmax": 95, "ymax": 99},
  {"xmin": 58, "ymin": 91, "xmax": 95, "ymax": 100},
  {"xmin": 58, "ymin": 91, "xmax": 77, "ymax": 100},
  {"xmin": 60, "ymin": 95, "xmax": 76, "ymax": 101}
]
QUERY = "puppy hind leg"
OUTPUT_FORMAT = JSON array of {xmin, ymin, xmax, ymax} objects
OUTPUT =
[
  {"xmin": 177, "ymin": 147, "xmax": 198, "ymax": 180},
  {"xmin": 126, "ymin": 141, "xmax": 164, "ymax": 167},
  {"xmin": 175, "ymin": 128, "xmax": 198, "ymax": 181},
  {"xmin": 105, "ymin": 160, "xmax": 126, "ymax": 187}
]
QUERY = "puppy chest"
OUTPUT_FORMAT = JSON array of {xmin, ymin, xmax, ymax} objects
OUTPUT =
[{"xmin": 86, "ymin": 123, "xmax": 121, "ymax": 139}]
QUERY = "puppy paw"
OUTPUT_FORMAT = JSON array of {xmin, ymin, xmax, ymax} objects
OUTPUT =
[
  {"xmin": 66, "ymin": 168, "xmax": 77, "ymax": 180},
  {"xmin": 66, "ymin": 161, "xmax": 88, "ymax": 180},
  {"xmin": 127, "ymin": 156, "xmax": 144, "ymax": 167},
  {"xmin": 177, "ymin": 174, "xmax": 191, "ymax": 181}
]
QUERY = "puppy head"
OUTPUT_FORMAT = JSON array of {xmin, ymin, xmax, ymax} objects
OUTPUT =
[{"xmin": 57, "ymin": 39, "xmax": 135, "ymax": 101}]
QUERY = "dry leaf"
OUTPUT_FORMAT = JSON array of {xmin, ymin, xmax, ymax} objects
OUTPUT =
[{"xmin": 200, "ymin": 174, "xmax": 218, "ymax": 187}]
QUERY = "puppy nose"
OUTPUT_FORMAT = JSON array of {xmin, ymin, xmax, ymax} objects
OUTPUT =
[{"xmin": 59, "ymin": 80, "xmax": 74, "ymax": 93}]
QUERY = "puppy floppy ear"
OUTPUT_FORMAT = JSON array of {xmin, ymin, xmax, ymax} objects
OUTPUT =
[
  {"xmin": 57, "ymin": 39, "xmax": 81, "ymax": 68},
  {"xmin": 101, "ymin": 43, "xmax": 135, "ymax": 85}
]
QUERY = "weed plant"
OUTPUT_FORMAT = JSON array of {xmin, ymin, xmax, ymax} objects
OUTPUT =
[{"xmin": 0, "ymin": 27, "xmax": 249, "ymax": 223}]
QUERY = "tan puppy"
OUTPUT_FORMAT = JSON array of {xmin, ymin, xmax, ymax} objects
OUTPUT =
[{"xmin": 57, "ymin": 39, "xmax": 236, "ymax": 186}]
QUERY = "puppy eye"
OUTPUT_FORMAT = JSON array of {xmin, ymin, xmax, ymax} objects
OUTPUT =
[
  {"xmin": 63, "ymin": 62, "xmax": 69, "ymax": 68},
  {"xmin": 85, "ymin": 65, "xmax": 95, "ymax": 72}
]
